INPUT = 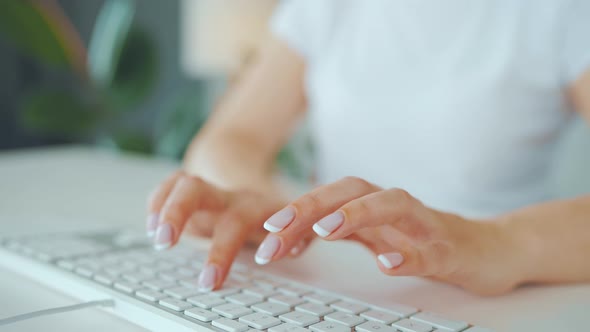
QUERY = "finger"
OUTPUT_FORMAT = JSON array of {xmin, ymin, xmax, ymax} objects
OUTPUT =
[
  {"xmin": 356, "ymin": 225, "xmax": 451, "ymax": 277},
  {"xmin": 146, "ymin": 170, "xmax": 183, "ymax": 236},
  {"xmin": 156, "ymin": 175, "xmax": 229, "ymax": 249},
  {"xmin": 184, "ymin": 211, "xmax": 218, "ymax": 238},
  {"xmin": 197, "ymin": 212, "xmax": 249, "ymax": 291},
  {"xmin": 258, "ymin": 176, "xmax": 380, "ymax": 259},
  {"xmin": 316, "ymin": 188, "xmax": 433, "ymax": 241}
]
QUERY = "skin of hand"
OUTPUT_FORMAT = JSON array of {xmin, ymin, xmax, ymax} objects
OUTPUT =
[
  {"xmin": 146, "ymin": 170, "xmax": 315, "ymax": 291},
  {"xmin": 255, "ymin": 176, "xmax": 523, "ymax": 296}
]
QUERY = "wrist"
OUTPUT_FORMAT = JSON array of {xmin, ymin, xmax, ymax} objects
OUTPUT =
[{"xmin": 494, "ymin": 215, "xmax": 540, "ymax": 287}]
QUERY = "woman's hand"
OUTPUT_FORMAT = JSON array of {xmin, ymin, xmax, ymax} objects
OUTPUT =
[
  {"xmin": 146, "ymin": 170, "xmax": 315, "ymax": 291},
  {"xmin": 255, "ymin": 176, "xmax": 525, "ymax": 296}
]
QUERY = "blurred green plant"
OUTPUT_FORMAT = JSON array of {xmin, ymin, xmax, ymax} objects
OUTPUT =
[{"xmin": 0, "ymin": 0, "xmax": 205, "ymax": 157}]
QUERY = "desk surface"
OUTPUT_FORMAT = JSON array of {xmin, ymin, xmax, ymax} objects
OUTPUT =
[{"xmin": 1, "ymin": 146, "xmax": 589, "ymax": 332}]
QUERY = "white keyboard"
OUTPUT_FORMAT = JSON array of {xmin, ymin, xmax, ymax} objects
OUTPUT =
[{"xmin": 0, "ymin": 230, "xmax": 493, "ymax": 332}]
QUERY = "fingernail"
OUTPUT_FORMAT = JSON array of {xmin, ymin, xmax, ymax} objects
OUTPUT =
[
  {"xmin": 377, "ymin": 253, "xmax": 404, "ymax": 269},
  {"xmin": 146, "ymin": 213, "xmax": 159, "ymax": 237},
  {"xmin": 263, "ymin": 207, "xmax": 296, "ymax": 233},
  {"xmin": 154, "ymin": 223, "xmax": 173, "ymax": 250},
  {"xmin": 313, "ymin": 211, "xmax": 344, "ymax": 237},
  {"xmin": 255, "ymin": 234, "xmax": 281, "ymax": 265},
  {"xmin": 198, "ymin": 264, "xmax": 217, "ymax": 292}
]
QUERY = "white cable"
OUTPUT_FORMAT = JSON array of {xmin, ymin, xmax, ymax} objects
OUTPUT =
[{"xmin": 0, "ymin": 299, "xmax": 115, "ymax": 326}]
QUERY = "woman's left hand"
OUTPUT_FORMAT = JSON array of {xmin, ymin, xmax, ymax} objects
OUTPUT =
[{"xmin": 255, "ymin": 176, "xmax": 525, "ymax": 296}]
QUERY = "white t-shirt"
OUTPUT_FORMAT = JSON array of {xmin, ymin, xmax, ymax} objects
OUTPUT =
[{"xmin": 270, "ymin": 0, "xmax": 590, "ymax": 218}]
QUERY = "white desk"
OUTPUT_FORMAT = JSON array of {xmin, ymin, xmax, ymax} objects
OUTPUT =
[{"xmin": 1, "ymin": 146, "xmax": 588, "ymax": 332}]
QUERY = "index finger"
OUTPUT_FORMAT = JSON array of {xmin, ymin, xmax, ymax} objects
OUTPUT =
[{"xmin": 156, "ymin": 175, "xmax": 228, "ymax": 250}]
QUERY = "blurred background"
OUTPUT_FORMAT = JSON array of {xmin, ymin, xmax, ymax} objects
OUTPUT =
[
  {"xmin": 0, "ymin": 0, "xmax": 587, "ymax": 194},
  {"xmin": 0, "ymin": 0, "xmax": 296, "ymax": 160}
]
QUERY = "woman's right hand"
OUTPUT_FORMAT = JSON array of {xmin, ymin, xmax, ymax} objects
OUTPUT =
[{"xmin": 146, "ymin": 170, "xmax": 313, "ymax": 291}]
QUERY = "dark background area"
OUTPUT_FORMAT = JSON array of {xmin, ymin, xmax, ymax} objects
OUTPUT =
[{"xmin": 0, "ymin": 0, "xmax": 219, "ymax": 151}]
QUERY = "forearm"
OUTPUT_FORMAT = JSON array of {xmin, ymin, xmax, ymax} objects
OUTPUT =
[
  {"xmin": 183, "ymin": 128, "xmax": 280, "ymax": 193},
  {"xmin": 181, "ymin": 36, "xmax": 306, "ymax": 196},
  {"xmin": 499, "ymin": 195, "xmax": 590, "ymax": 285}
]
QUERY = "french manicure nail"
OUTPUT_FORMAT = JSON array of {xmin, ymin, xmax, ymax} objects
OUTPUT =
[
  {"xmin": 313, "ymin": 211, "xmax": 344, "ymax": 237},
  {"xmin": 255, "ymin": 234, "xmax": 281, "ymax": 265},
  {"xmin": 198, "ymin": 264, "xmax": 217, "ymax": 292},
  {"xmin": 377, "ymin": 253, "xmax": 404, "ymax": 269},
  {"xmin": 146, "ymin": 213, "xmax": 159, "ymax": 237},
  {"xmin": 154, "ymin": 223, "xmax": 172, "ymax": 250},
  {"xmin": 263, "ymin": 207, "xmax": 296, "ymax": 233}
]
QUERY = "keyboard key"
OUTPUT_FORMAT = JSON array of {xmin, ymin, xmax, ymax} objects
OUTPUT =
[
  {"xmin": 179, "ymin": 277, "xmax": 200, "ymax": 288},
  {"xmin": 56, "ymin": 260, "xmax": 75, "ymax": 270},
  {"xmin": 230, "ymin": 272, "xmax": 252, "ymax": 283},
  {"xmin": 254, "ymin": 279, "xmax": 285, "ymax": 289},
  {"xmin": 114, "ymin": 281, "xmax": 143, "ymax": 294},
  {"xmin": 122, "ymin": 271, "xmax": 154, "ymax": 283},
  {"xmin": 295, "ymin": 303, "xmax": 334, "ymax": 316},
  {"xmin": 410, "ymin": 312, "xmax": 469, "ymax": 331},
  {"xmin": 187, "ymin": 294, "xmax": 227, "ymax": 309},
  {"xmin": 355, "ymin": 321, "xmax": 397, "ymax": 332},
  {"xmin": 360, "ymin": 310, "xmax": 400, "ymax": 325},
  {"xmin": 211, "ymin": 287, "xmax": 243, "ymax": 297},
  {"xmin": 324, "ymin": 312, "xmax": 366, "ymax": 327},
  {"xmin": 243, "ymin": 287, "xmax": 280, "ymax": 299},
  {"xmin": 304, "ymin": 293, "xmax": 339, "ymax": 305},
  {"xmin": 279, "ymin": 311, "xmax": 320, "ymax": 327},
  {"xmin": 74, "ymin": 266, "xmax": 95, "ymax": 277},
  {"xmin": 213, "ymin": 303, "xmax": 253, "ymax": 319},
  {"xmin": 392, "ymin": 319, "xmax": 433, "ymax": 332},
  {"xmin": 269, "ymin": 323, "xmax": 309, "ymax": 332},
  {"xmin": 331, "ymin": 301, "xmax": 369, "ymax": 314},
  {"xmin": 269, "ymin": 295, "xmax": 306, "ymax": 307},
  {"xmin": 159, "ymin": 298, "xmax": 193, "ymax": 312},
  {"xmin": 160, "ymin": 270, "xmax": 194, "ymax": 281},
  {"xmin": 382, "ymin": 304, "xmax": 418, "ymax": 318},
  {"xmin": 278, "ymin": 285, "xmax": 312, "ymax": 297},
  {"xmin": 93, "ymin": 274, "xmax": 115, "ymax": 285},
  {"xmin": 227, "ymin": 293, "xmax": 264, "ymax": 306},
  {"xmin": 309, "ymin": 320, "xmax": 350, "ymax": 332},
  {"xmin": 177, "ymin": 266, "xmax": 197, "ymax": 276},
  {"xmin": 136, "ymin": 290, "xmax": 167, "ymax": 302},
  {"xmin": 142, "ymin": 279, "xmax": 177, "ymax": 291},
  {"xmin": 212, "ymin": 318, "xmax": 250, "ymax": 332},
  {"xmin": 239, "ymin": 312, "xmax": 283, "ymax": 329},
  {"xmin": 184, "ymin": 307, "xmax": 219, "ymax": 322},
  {"xmin": 104, "ymin": 265, "xmax": 135, "ymax": 276},
  {"xmin": 251, "ymin": 302, "xmax": 291, "ymax": 316},
  {"xmin": 164, "ymin": 286, "xmax": 201, "ymax": 299}
]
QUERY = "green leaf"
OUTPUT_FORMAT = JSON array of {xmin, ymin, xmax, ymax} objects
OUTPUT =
[
  {"xmin": 108, "ymin": 27, "xmax": 158, "ymax": 110},
  {"xmin": 20, "ymin": 90, "xmax": 99, "ymax": 137},
  {"xmin": 111, "ymin": 130, "xmax": 153, "ymax": 154},
  {"xmin": 0, "ymin": 0, "xmax": 87, "ymax": 73},
  {"xmin": 155, "ymin": 88, "xmax": 208, "ymax": 159},
  {"xmin": 88, "ymin": 0, "xmax": 136, "ymax": 88}
]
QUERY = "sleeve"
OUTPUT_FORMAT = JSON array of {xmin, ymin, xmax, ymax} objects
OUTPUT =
[
  {"xmin": 269, "ymin": 0, "xmax": 335, "ymax": 61},
  {"xmin": 561, "ymin": 0, "xmax": 590, "ymax": 85}
]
